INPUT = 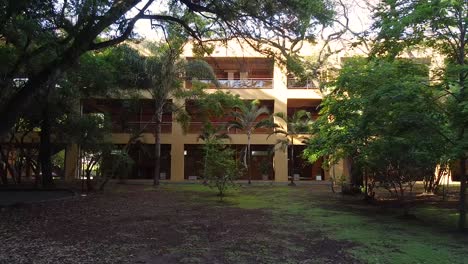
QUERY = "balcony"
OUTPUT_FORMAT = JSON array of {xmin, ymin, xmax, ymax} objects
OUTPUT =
[
  {"xmin": 187, "ymin": 122, "xmax": 273, "ymax": 134},
  {"xmin": 287, "ymin": 78, "xmax": 319, "ymax": 89},
  {"xmin": 187, "ymin": 78, "xmax": 273, "ymax": 89},
  {"xmin": 112, "ymin": 121, "xmax": 172, "ymax": 134}
]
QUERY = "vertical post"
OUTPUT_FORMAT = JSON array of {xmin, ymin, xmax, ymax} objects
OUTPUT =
[
  {"xmin": 64, "ymin": 144, "xmax": 79, "ymax": 181},
  {"xmin": 273, "ymin": 61, "xmax": 288, "ymax": 182}
]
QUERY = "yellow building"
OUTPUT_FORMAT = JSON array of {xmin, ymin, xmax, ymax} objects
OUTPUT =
[{"xmin": 67, "ymin": 40, "xmax": 337, "ymax": 183}]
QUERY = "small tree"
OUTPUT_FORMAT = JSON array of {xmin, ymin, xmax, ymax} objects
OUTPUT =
[
  {"xmin": 228, "ymin": 100, "xmax": 273, "ymax": 184},
  {"xmin": 203, "ymin": 136, "xmax": 239, "ymax": 199},
  {"xmin": 198, "ymin": 122, "xmax": 230, "ymax": 183},
  {"xmin": 259, "ymin": 159, "xmax": 272, "ymax": 180}
]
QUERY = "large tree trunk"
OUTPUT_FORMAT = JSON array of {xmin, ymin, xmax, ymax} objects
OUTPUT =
[
  {"xmin": 459, "ymin": 157, "xmax": 467, "ymax": 231},
  {"xmin": 153, "ymin": 112, "xmax": 162, "ymax": 186},
  {"xmin": 39, "ymin": 105, "xmax": 53, "ymax": 188}
]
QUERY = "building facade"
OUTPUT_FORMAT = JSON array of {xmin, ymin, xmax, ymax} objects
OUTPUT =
[{"xmin": 64, "ymin": 40, "xmax": 338, "ymax": 182}]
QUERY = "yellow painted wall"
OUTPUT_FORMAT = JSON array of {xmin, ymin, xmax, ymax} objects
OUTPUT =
[{"xmin": 104, "ymin": 41, "xmax": 325, "ymax": 182}]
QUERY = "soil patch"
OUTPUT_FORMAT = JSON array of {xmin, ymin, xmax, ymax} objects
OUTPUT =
[
  {"xmin": 0, "ymin": 185, "xmax": 359, "ymax": 264},
  {"xmin": 0, "ymin": 189, "xmax": 75, "ymax": 207}
]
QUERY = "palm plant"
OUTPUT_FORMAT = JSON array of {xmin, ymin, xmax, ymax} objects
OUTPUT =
[
  {"xmin": 270, "ymin": 110, "xmax": 312, "ymax": 185},
  {"xmin": 228, "ymin": 100, "xmax": 273, "ymax": 184},
  {"xmin": 133, "ymin": 39, "xmax": 217, "ymax": 186}
]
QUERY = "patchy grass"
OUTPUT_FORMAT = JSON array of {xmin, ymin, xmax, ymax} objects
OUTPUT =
[
  {"xmin": 1, "ymin": 184, "xmax": 466, "ymax": 264},
  {"xmin": 169, "ymin": 184, "xmax": 468, "ymax": 264}
]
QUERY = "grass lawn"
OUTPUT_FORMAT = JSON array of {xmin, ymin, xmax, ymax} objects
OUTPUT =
[
  {"xmin": 172, "ymin": 184, "xmax": 468, "ymax": 264},
  {"xmin": 0, "ymin": 184, "xmax": 467, "ymax": 263}
]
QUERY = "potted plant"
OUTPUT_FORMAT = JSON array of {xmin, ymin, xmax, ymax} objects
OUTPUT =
[
  {"xmin": 293, "ymin": 168, "xmax": 301, "ymax": 181},
  {"xmin": 260, "ymin": 160, "xmax": 271, "ymax": 180}
]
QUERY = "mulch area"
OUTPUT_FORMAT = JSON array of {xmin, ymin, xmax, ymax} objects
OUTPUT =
[{"xmin": 0, "ymin": 185, "xmax": 359, "ymax": 264}]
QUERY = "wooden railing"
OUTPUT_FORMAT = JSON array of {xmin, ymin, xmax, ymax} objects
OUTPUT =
[
  {"xmin": 112, "ymin": 121, "xmax": 172, "ymax": 134},
  {"xmin": 187, "ymin": 122, "xmax": 273, "ymax": 134},
  {"xmin": 187, "ymin": 78, "xmax": 273, "ymax": 89},
  {"xmin": 287, "ymin": 78, "xmax": 319, "ymax": 89}
]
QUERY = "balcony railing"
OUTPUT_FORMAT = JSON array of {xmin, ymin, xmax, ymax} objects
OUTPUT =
[
  {"xmin": 187, "ymin": 78, "xmax": 273, "ymax": 89},
  {"xmin": 287, "ymin": 78, "xmax": 319, "ymax": 89},
  {"xmin": 112, "ymin": 121, "xmax": 172, "ymax": 134},
  {"xmin": 187, "ymin": 122, "xmax": 273, "ymax": 134}
]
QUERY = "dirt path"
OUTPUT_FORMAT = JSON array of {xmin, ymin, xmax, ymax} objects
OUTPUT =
[{"xmin": 0, "ymin": 185, "xmax": 359, "ymax": 264}]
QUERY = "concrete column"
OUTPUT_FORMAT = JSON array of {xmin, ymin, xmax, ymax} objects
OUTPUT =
[
  {"xmin": 225, "ymin": 70, "xmax": 236, "ymax": 80},
  {"xmin": 170, "ymin": 142, "xmax": 185, "ymax": 182},
  {"xmin": 240, "ymin": 71, "xmax": 248, "ymax": 80},
  {"xmin": 64, "ymin": 144, "xmax": 79, "ymax": 181},
  {"xmin": 273, "ymin": 61, "xmax": 288, "ymax": 182},
  {"xmin": 274, "ymin": 149, "xmax": 288, "ymax": 182},
  {"xmin": 330, "ymin": 159, "xmax": 347, "ymax": 180}
]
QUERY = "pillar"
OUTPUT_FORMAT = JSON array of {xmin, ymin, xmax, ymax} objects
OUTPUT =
[
  {"xmin": 64, "ymin": 144, "xmax": 79, "ymax": 181},
  {"xmin": 273, "ymin": 61, "xmax": 288, "ymax": 182}
]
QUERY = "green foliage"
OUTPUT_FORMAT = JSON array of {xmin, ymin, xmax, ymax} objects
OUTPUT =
[
  {"xmin": 185, "ymin": 87, "xmax": 242, "ymax": 123},
  {"xmin": 305, "ymin": 57, "xmax": 449, "ymax": 199},
  {"xmin": 202, "ymin": 137, "xmax": 239, "ymax": 198},
  {"xmin": 0, "ymin": 0, "xmax": 335, "ymax": 136},
  {"xmin": 271, "ymin": 110, "xmax": 312, "ymax": 183},
  {"xmin": 65, "ymin": 113, "xmax": 113, "ymax": 181},
  {"xmin": 371, "ymin": 0, "xmax": 467, "ymax": 60},
  {"xmin": 64, "ymin": 44, "xmax": 144, "ymax": 97},
  {"xmin": 51, "ymin": 150, "xmax": 65, "ymax": 170},
  {"xmin": 259, "ymin": 160, "xmax": 272, "ymax": 175},
  {"xmin": 272, "ymin": 110, "xmax": 312, "ymax": 151},
  {"xmin": 371, "ymin": 1, "xmax": 467, "ymax": 228},
  {"xmin": 228, "ymin": 100, "xmax": 274, "ymax": 182},
  {"xmin": 109, "ymin": 150, "xmax": 135, "ymax": 180}
]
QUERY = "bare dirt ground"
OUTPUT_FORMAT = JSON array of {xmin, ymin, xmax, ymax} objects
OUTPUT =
[{"xmin": 0, "ymin": 184, "xmax": 359, "ymax": 264}]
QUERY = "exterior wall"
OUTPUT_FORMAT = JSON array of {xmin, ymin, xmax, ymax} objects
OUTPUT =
[
  {"xmin": 78, "ymin": 40, "xmax": 327, "ymax": 182},
  {"xmin": 64, "ymin": 144, "xmax": 79, "ymax": 180}
]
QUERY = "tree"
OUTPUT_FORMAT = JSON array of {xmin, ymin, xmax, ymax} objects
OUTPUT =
[
  {"xmin": 228, "ymin": 100, "xmax": 273, "ymax": 184},
  {"xmin": 370, "ymin": 0, "xmax": 467, "ymax": 230},
  {"xmin": 202, "ymin": 134, "xmax": 239, "ymax": 199},
  {"xmin": 0, "ymin": 117, "xmax": 38, "ymax": 186},
  {"xmin": 127, "ymin": 35, "xmax": 218, "ymax": 186},
  {"xmin": 0, "ymin": 0, "xmax": 334, "ymax": 137},
  {"xmin": 305, "ymin": 58, "xmax": 448, "ymax": 209},
  {"xmin": 39, "ymin": 44, "xmax": 139, "ymax": 187},
  {"xmin": 270, "ymin": 110, "xmax": 313, "ymax": 185},
  {"xmin": 198, "ymin": 122, "xmax": 230, "ymax": 182},
  {"xmin": 64, "ymin": 113, "xmax": 112, "ymax": 191}
]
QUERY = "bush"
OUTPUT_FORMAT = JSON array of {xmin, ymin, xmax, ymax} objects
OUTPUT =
[{"xmin": 203, "ymin": 140, "xmax": 239, "ymax": 198}]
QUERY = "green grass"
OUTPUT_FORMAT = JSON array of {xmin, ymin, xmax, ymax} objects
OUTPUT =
[{"xmin": 168, "ymin": 184, "xmax": 468, "ymax": 264}]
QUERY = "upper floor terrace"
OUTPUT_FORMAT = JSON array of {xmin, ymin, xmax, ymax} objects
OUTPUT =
[
  {"xmin": 185, "ymin": 57, "xmax": 274, "ymax": 89},
  {"xmin": 82, "ymin": 99, "xmax": 173, "ymax": 134}
]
